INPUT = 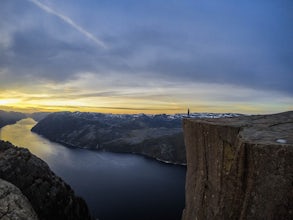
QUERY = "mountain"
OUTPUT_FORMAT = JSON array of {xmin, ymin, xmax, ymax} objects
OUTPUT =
[
  {"xmin": 31, "ymin": 112, "xmax": 185, "ymax": 164},
  {"xmin": 31, "ymin": 111, "xmax": 242, "ymax": 164},
  {"xmin": 29, "ymin": 112, "xmax": 51, "ymax": 121},
  {"xmin": 0, "ymin": 110, "xmax": 26, "ymax": 128}
]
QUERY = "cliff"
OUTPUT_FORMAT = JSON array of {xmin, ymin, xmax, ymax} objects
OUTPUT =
[
  {"xmin": 182, "ymin": 111, "xmax": 293, "ymax": 220},
  {"xmin": 0, "ymin": 140, "xmax": 91, "ymax": 220}
]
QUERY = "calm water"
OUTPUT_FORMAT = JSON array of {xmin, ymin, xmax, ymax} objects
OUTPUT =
[{"xmin": 0, "ymin": 118, "xmax": 186, "ymax": 220}]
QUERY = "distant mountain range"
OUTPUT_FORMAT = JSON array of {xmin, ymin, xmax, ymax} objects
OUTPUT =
[
  {"xmin": 29, "ymin": 112, "xmax": 51, "ymax": 121},
  {"xmin": 31, "ymin": 111, "xmax": 243, "ymax": 164},
  {"xmin": 0, "ymin": 110, "xmax": 51, "ymax": 129},
  {"xmin": 0, "ymin": 110, "xmax": 26, "ymax": 128}
]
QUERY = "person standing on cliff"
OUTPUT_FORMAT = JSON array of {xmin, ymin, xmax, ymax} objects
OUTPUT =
[{"xmin": 187, "ymin": 108, "xmax": 190, "ymax": 117}]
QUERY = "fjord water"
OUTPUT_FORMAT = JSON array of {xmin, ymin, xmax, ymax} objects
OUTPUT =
[{"xmin": 0, "ymin": 118, "xmax": 186, "ymax": 220}]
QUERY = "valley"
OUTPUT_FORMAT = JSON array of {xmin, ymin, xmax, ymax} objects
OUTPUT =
[{"xmin": 0, "ymin": 118, "xmax": 186, "ymax": 220}]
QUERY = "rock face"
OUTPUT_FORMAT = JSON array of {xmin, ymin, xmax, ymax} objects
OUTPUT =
[
  {"xmin": 182, "ymin": 111, "xmax": 293, "ymax": 220},
  {"xmin": 32, "ymin": 111, "xmax": 186, "ymax": 164},
  {"xmin": 0, "ymin": 178, "xmax": 38, "ymax": 220},
  {"xmin": 0, "ymin": 140, "xmax": 91, "ymax": 220}
]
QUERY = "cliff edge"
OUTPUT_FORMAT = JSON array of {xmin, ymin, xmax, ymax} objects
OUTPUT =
[
  {"xmin": 182, "ymin": 111, "xmax": 293, "ymax": 220},
  {"xmin": 0, "ymin": 140, "xmax": 91, "ymax": 220}
]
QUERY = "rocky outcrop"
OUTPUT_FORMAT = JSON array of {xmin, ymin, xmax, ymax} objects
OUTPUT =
[
  {"xmin": 0, "ymin": 178, "xmax": 38, "ymax": 220},
  {"xmin": 182, "ymin": 111, "xmax": 293, "ymax": 220},
  {"xmin": 0, "ymin": 140, "xmax": 91, "ymax": 220}
]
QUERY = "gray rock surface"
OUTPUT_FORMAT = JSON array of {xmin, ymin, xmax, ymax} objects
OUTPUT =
[
  {"xmin": 182, "ymin": 111, "xmax": 293, "ymax": 220},
  {"xmin": 0, "ymin": 178, "xmax": 38, "ymax": 220},
  {"xmin": 0, "ymin": 141, "xmax": 91, "ymax": 220}
]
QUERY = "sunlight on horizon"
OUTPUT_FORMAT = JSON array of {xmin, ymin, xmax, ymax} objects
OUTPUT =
[
  {"xmin": 0, "ymin": 95, "xmax": 292, "ymax": 115},
  {"xmin": 1, "ymin": 79, "xmax": 292, "ymax": 114},
  {"xmin": 0, "ymin": 1, "xmax": 292, "ymax": 115}
]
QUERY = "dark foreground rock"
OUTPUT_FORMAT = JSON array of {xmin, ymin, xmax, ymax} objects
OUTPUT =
[
  {"xmin": 0, "ymin": 178, "xmax": 38, "ymax": 220},
  {"xmin": 182, "ymin": 111, "xmax": 293, "ymax": 220},
  {"xmin": 0, "ymin": 140, "xmax": 91, "ymax": 220}
]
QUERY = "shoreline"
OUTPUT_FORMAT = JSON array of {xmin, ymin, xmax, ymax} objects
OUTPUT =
[{"xmin": 31, "ymin": 131, "xmax": 187, "ymax": 166}]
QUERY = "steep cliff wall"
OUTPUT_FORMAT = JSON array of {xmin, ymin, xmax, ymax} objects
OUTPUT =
[
  {"xmin": 0, "ymin": 140, "xmax": 92, "ymax": 220},
  {"xmin": 182, "ymin": 111, "xmax": 293, "ymax": 220}
]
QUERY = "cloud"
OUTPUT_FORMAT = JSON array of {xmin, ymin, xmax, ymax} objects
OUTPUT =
[
  {"xmin": 0, "ymin": 0, "xmax": 292, "ymax": 114},
  {"xmin": 27, "ymin": 0, "xmax": 107, "ymax": 49}
]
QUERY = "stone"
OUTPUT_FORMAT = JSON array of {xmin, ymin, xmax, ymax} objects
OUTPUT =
[
  {"xmin": 0, "ymin": 141, "xmax": 92, "ymax": 220},
  {"xmin": 182, "ymin": 111, "xmax": 293, "ymax": 220},
  {"xmin": 0, "ymin": 178, "xmax": 38, "ymax": 220}
]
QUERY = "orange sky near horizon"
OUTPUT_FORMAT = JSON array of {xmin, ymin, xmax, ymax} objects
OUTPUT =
[
  {"xmin": 0, "ymin": 85, "xmax": 292, "ymax": 115},
  {"xmin": 1, "ymin": 1, "xmax": 292, "ymax": 115}
]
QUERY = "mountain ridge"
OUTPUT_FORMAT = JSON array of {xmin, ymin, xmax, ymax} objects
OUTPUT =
[
  {"xmin": 0, "ymin": 110, "xmax": 26, "ymax": 128},
  {"xmin": 31, "ymin": 111, "xmax": 242, "ymax": 164}
]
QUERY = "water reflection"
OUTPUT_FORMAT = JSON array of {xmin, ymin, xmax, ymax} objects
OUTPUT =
[
  {"xmin": 0, "ymin": 118, "xmax": 186, "ymax": 220},
  {"xmin": 0, "ymin": 118, "xmax": 57, "ymax": 158}
]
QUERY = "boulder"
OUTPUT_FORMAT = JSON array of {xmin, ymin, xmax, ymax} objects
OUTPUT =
[{"xmin": 0, "ymin": 178, "xmax": 38, "ymax": 220}]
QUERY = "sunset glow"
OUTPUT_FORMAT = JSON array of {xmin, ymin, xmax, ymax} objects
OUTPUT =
[{"xmin": 0, "ymin": 0, "xmax": 292, "ymax": 114}]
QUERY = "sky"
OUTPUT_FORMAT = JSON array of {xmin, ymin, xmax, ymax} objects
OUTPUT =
[{"xmin": 0, "ymin": 0, "xmax": 292, "ymax": 114}]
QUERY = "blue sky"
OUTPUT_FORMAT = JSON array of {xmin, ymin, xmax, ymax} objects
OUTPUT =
[{"xmin": 0, "ymin": 0, "xmax": 292, "ymax": 113}]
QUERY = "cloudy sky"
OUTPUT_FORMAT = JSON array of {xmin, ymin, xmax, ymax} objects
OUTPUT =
[{"xmin": 0, "ymin": 0, "xmax": 292, "ymax": 114}]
